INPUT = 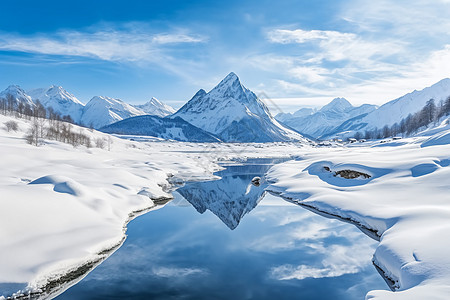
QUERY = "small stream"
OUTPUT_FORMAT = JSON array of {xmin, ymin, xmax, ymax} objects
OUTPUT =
[{"xmin": 55, "ymin": 158, "xmax": 388, "ymax": 299}]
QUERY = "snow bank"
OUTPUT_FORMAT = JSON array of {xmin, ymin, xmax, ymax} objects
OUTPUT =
[{"xmin": 267, "ymin": 138, "xmax": 450, "ymax": 299}]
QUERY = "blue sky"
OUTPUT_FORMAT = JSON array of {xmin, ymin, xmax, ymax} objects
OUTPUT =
[{"xmin": 0, "ymin": 0, "xmax": 449, "ymax": 112}]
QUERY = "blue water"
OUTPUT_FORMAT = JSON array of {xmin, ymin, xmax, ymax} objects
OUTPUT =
[{"xmin": 55, "ymin": 159, "xmax": 387, "ymax": 299}]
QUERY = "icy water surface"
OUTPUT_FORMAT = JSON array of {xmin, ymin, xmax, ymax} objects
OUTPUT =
[{"xmin": 55, "ymin": 158, "xmax": 387, "ymax": 300}]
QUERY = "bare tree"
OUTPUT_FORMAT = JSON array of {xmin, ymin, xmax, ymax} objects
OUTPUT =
[
  {"xmin": 4, "ymin": 120, "xmax": 18, "ymax": 132},
  {"xmin": 95, "ymin": 138, "xmax": 106, "ymax": 149}
]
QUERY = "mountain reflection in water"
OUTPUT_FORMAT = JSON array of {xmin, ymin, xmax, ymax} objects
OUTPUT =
[{"xmin": 176, "ymin": 158, "xmax": 281, "ymax": 229}]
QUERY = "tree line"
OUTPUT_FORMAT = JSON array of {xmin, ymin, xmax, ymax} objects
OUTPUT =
[
  {"xmin": 354, "ymin": 96, "xmax": 450, "ymax": 140},
  {"xmin": 1, "ymin": 95, "xmax": 110, "ymax": 149}
]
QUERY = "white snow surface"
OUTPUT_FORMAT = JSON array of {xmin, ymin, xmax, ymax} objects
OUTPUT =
[
  {"xmin": 0, "ymin": 113, "xmax": 307, "ymax": 298},
  {"xmin": 27, "ymin": 86, "xmax": 85, "ymax": 122},
  {"xmin": 267, "ymin": 132, "xmax": 450, "ymax": 299},
  {"xmin": 134, "ymin": 97, "xmax": 175, "ymax": 117},
  {"xmin": 81, "ymin": 95, "xmax": 146, "ymax": 129}
]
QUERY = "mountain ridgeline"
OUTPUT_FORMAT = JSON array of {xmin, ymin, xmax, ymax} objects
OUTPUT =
[
  {"xmin": 275, "ymin": 78, "xmax": 450, "ymax": 140},
  {"xmin": 2, "ymin": 74, "xmax": 450, "ymax": 143},
  {"xmin": 0, "ymin": 85, "xmax": 175, "ymax": 129}
]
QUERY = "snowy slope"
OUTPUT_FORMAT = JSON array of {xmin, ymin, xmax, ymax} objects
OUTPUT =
[
  {"xmin": 334, "ymin": 78, "xmax": 450, "ymax": 135},
  {"xmin": 81, "ymin": 96, "xmax": 146, "ymax": 129},
  {"xmin": 276, "ymin": 98, "xmax": 377, "ymax": 139},
  {"xmin": 28, "ymin": 86, "xmax": 85, "ymax": 122},
  {"xmin": 99, "ymin": 115, "xmax": 221, "ymax": 142},
  {"xmin": 134, "ymin": 97, "xmax": 175, "ymax": 117},
  {"xmin": 0, "ymin": 85, "xmax": 34, "ymax": 107},
  {"xmin": 173, "ymin": 72, "xmax": 307, "ymax": 143},
  {"xmin": 267, "ymin": 137, "xmax": 450, "ymax": 299}
]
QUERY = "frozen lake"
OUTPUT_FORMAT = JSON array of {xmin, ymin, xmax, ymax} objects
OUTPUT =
[{"xmin": 55, "ymin": 159, "xmax": 388, "ymax": 299}]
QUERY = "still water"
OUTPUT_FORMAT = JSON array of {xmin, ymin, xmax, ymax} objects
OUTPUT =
[{"xmin": 56, "ymin": 159, "xmax": 387, "ymax": 300}]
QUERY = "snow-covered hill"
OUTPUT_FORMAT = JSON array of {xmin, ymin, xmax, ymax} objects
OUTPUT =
[
  {"xmin": 0, "ymin": 85, "xmax": 34, "ymax": 107},
  {"xmin": 134, "ymin": 97, "xmax": 175, "ymax": 117},
  {"xmin": 173, "ymin": 72, "xmax": 307, "ymax": 143},
  {"xmin": 330, "ymin": 78, "xmax": 450, "ymax": 137},
  {"xmin": 276, "ymin": 98, "xmax": 377, "ymax": 139},
  {"xmin": 80, "ymin": 96, "xmax": 145, "ymax": 129},
  {"xmin": 28, "ymin": 85, "xmax": 84, "ymax": 122},
  {"xmin": 99, "ymin": 115, "xmax": 221, "ymax": 142}
]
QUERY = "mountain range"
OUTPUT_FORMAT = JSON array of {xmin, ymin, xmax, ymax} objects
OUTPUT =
[
  {"xmin": 276, "ymin": 98, "xmax": 377, "ymax": 139},
  {"xmin": 2, "ymin": 74, "xmax": 450, "ymax": 142},
  {"xmin": 276, "ymin": 78, "xmax": 450, "ymax": 139},
  {"xmin": 0, "ymin": 85, "xmax": 175, "ymax": 129}
]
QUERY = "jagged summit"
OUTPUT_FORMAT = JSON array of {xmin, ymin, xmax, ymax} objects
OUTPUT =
[
  {"xmin": 209, "ymin": 72, "xmax": 252, "ymax": 103},
  {"xmin": 173, "ymin": 73, "xmax": 306, "ymax": 143}
]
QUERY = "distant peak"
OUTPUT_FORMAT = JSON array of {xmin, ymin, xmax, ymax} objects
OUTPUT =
[
  {"xmin": 331, "ymin": 97, "xmax": 350, "ymax": 104},
  {"xmin": 435, "ymin": 78, "xmax": 450, "ymax": 87},
  {"xmin": 146, "ymin": 97, "xmax": 161, "ymax": 104},
  {"xmin": 320, "ymin": 97, "xmax": 352, "ymax": 112},
  {"xmin": 6, "ymin": 84, "xmax": 22, "ymax": 90},
  {"xmin": 49, "ymin": 85, "xmax": 63, "ymax": 90}
]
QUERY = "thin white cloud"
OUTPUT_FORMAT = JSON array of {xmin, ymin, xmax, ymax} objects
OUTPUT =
[
  {"xmin": 268, "ymin": 45, "xmax": 450, "ymax": 106},
  {"xmin": 152, "ymin": 33, "xmax": 205, "ymax": 44},
  {"xmin": 267, "ymin": 29, "xmax": 355, "ymax": 44},
  {"xmin": 0, "ymin": 27, "xmax": 206, "ymax": 63},
  {"xmin": 257, "ymin": 18, "xmax": 450, "ymax": 108},
  {"xmin": 340, "ymin": 0, "xmax": 450, "ymax": 42},
  {"xmin": 267, "ymin": 28, "xmax": 404, "ymax": 65}
]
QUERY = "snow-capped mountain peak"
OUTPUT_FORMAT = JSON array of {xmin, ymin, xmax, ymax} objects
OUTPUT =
[
  {"xmin": 275, "ymin": 97, "xmax": 377, "ymax": 139},
  {"xmin": 0, "ymin": 85, "xmax": 34, "ymax": 107},
  {"xmin": 81, "ymin": 95, "xmax": 145, "ymax": 129},
  {"xmin": 27, "ymin": 85, "xmax": 84, "ymax": 121},
  {"xmin": 209, "ymin": 72, "xmax": 251, "ymax": 103},
  {"xmin": 173, "ymin": 72, "xmax": 307, "ymax": 142},
  {"xmin": 134, "ymin": 97, "xmax": 175, "ymax": 117},
  {"xmin": 320, "ymin": 97, "xmax": 352, "ymax": 112}
]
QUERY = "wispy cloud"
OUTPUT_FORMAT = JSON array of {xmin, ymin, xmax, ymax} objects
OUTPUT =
[
  {"xmin": 267, "ymin": 29, "xmax": 355, "ymax": 45},
  {"xmin": 267, "ymin": 28, "xmax": 404, "ymax": 65},
  {"xmin": 253, "ymin": 1, "xmax": 450, "ymax": 107},
  {"xmin": 0, "ymin": 27, "xmax": 206, "ymax": 63}
]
